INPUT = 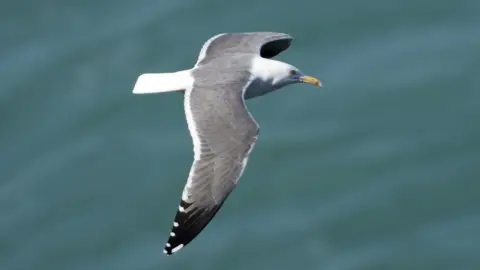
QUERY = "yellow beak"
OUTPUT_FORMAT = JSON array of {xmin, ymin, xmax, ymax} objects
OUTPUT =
[{"xmin": 299, "ymin": 75, "xmax": 322, "ymax": 87}]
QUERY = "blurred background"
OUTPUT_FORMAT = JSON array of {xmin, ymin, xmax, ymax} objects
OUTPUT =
[{"xmin": 1, "ymin": 0, "xmax": 479, "ymax": 269}]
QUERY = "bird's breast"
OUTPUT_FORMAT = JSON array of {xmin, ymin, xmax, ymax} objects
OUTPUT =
[{"xmin": 243, "ymin": 78, "xmax": 274, "ymax": 100}]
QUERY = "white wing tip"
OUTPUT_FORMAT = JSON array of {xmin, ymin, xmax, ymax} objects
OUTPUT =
[{"xmin": 163, "ymin": 244, "xmax": 184, "ymax": 256}]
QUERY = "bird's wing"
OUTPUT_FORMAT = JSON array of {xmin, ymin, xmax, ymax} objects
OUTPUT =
[
  {"xmin": 195, "ymin": 32, "xmax": 293, "ymax": 66},
  {"xmin": 163, "ymin": 73, "xmax": 259, "ymax": 255}
]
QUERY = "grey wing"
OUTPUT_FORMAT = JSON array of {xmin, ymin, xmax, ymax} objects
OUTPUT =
[
  {"xmin": 163, "ymin": 78, "xmax": 259, "ymax": 255},
  {"xmin": 195, "ymin": 32, "xmax": 293, "ymax": 66}
]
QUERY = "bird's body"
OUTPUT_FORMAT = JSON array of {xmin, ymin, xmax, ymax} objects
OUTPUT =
[{"xmin": 133, "ymin": 32, "xmax": 321, "ymax": 255}]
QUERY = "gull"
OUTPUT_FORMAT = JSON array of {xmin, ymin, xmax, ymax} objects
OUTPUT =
[{"xmin": 132, "ymin": 32, "xmax": 322, "ymax": 255}]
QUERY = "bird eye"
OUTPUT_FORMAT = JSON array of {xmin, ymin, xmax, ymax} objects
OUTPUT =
[{"xmin": 290, "ymin": 70, "xmax": 297, "ymax": 76}]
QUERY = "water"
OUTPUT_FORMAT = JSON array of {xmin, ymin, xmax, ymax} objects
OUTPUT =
[{"xmin": 1, "ymin": 0, "xmax": 479, "ymax": 269}]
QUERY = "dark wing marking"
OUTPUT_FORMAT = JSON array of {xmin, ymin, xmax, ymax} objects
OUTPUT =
[{"xmin": 195, "ymin": 32, "xmax": 293, "ymax": 66}]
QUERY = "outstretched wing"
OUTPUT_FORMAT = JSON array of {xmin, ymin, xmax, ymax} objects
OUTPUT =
[
  {"xmin": 163, "ymin": 73, "xmax": 259, "ymax": 255},
  {"xmin": 195, "ymin": 32, "xmax": 293, "ymax": 66}
]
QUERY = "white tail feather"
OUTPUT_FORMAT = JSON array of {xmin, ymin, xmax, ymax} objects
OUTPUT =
[{"xmin": 132, "ymin": 69, "xmax": 193, "ymax": 94}]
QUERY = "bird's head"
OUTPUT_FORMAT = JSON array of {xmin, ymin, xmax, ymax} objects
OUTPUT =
[{"xmin": 251, "ymin": 57, "xmax": 322, "ymax": 90}]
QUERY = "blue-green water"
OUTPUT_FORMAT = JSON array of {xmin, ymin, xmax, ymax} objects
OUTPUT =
[{"xmin": 1, "ymin": 0, "xmax": 479, "ymax": 269}]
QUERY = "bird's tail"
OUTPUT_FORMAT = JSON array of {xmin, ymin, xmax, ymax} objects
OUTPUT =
[{"xmin": 132, "ymin": 69, "xmax": 193, "ymax": 94}]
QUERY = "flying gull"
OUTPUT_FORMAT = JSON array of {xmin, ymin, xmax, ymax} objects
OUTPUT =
[{"xmin": 132, "ymin": 32, "xmax": 322, "ymax": 255}]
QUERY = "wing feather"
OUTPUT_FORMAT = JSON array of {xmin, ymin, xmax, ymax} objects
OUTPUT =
[
  {"xmin": 195, "ymin": 32, "xmax": 293, "ymax": 66},
  {"xmin": 163, "ymin": 71, "xmax": 259, "ymax": 255}
]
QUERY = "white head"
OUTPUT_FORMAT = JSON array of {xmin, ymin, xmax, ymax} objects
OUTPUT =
[{"xmin": 250, "ymin": 57, "xmax": 322, "ymax": 91}]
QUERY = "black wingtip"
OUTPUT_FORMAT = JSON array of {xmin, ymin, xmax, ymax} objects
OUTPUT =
[
  {"xmin": 163, "ymin": 200, "xmax": 190, "ymax": 256},
  {"xmin": 163, "ymin": 221, "xmax": 186, "ymax": 255},
  {"xmin": 260, "ymin": 37, "xmax": 292, "ymax": 58},
  {"xmin": 163, "ymin": 199, "xmax": 225, "ymax": 256}
]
